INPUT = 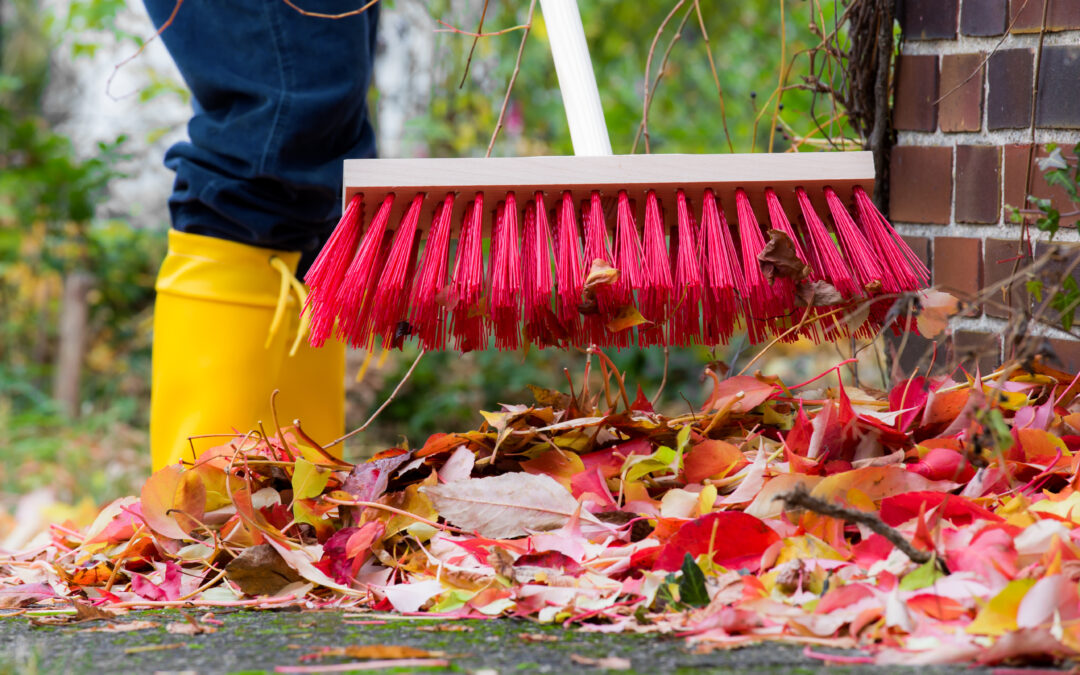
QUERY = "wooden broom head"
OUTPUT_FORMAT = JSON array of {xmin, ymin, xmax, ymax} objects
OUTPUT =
[{"xmin": 342, "ymin": 151, "xmax": 875, "ymax": 232}]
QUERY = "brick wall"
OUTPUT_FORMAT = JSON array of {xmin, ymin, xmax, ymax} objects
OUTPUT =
[{"xmin": 891, "ymin": 0, "xmax": 1080, "ymax": 369}]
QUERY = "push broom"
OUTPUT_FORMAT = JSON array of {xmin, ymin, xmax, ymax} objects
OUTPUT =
[{"xmin": 303, "ymin": 0, "xmax": 928, "ymax": 353}]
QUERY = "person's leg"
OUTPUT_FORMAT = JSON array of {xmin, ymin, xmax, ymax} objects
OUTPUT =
[{"xmin": 145, "ymin": 0, "xmax": 376, "ymax": 468}]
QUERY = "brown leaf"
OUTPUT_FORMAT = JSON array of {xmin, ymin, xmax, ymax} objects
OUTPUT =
[
  {"xmin": 73, "ymin": 601, "xmax": 117, "ymax": 622},
  {"xmin": 166, "ymin": 621, "xmax": 217, "ymax": 635},
  {"xmin": 301, "ymin": 645, "xmax": 437, "ymax": 661},
  {"xmin": 415, "ymin": 623, "xmax": 474, "ymax": 633},
  {"xmin": 758, "ymin": 229, "xmax": 811, "ymax": 284},
  {"xmin": 917, "ymin": 289, "xmax": 961, "ymax": 338},
  {"xmin": 570, "ymin": 654, "xmax": 632, "ymax": 669},
  {"xmin": 224, "ymin": 543, "xmax": 303, "ymax": 596},
  {"xmin": 796, "ymin": 280, "xmax": 845, "ymax": 307},
  {"xmin": 488, "ymin": 547, "xmax": 516, "ymax": 579},
  {"xmin": 583, "ymin": 259, "xmax": 620, "ymax": 292},
  {"xmin": 519, "ymin": 632, "xmax": 560, "ymax": 642},
  {"xmin": 81, "ymin": 620, "xmax": 160, "ymax": 633}
]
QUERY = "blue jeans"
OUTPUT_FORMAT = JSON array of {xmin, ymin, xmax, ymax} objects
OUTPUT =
[{"xmin": 143, "ymin": 0, "xmax": 379, "ymax": 272}]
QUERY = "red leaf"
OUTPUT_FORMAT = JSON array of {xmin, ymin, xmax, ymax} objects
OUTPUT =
[
  {"xmin": 701, "ymin": 375, "xmax": 777, "ymax": 414},
  {"xmin": 880, "ymin": 492, "xmax": 1002, "ymax": 527},
  {"xmin": 653, "ymin": 512, "xmax": 779, "ymax": 572}
]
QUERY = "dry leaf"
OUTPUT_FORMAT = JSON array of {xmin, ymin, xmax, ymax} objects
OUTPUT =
[
  {"xmin": 758, "ymin": 229, "xmax": 811, "ymax": 284},
  {"xmin": 81, "ymin": 620, "xmax": 159, "ymax": 633},
  {"xmin": 166, "ymin": 621, "xmax": 217, "ymax": 635},
  {"xmin": 796, "ymin": 280, "xmax": 845, "ymax": 307},
  {"xmin": 583, "ymin": 259, "xmax": 620, "ymax": 292},
  {"xmin": 421, "ymin": 473, "xmax": 599, "ymax": 539},
  {"xmin": 917, "ymin": 289, "xmax": 961, "ymax": 338},
  {"xmin": 73, "ymin": 601, "xmax": 117, "ymax": 622},
  {"xmin": 519, "ymin": 632, "xmax": 559, "ymax": 642},
  {"xmin": 415, "ymin": 624, "xmax": 474, "ymax": 633},
  {"xmin": 606, "ymin": 306, "xmax": 650, "ymax": 333},
  {"xmin": 225, "ymin": 544, "xmax": 302, "ymax": 596},
  {"xmin": 301, "ymin": 645, "xmax": 438, "ymax": 661},
  {"xmin": 570, "ymin": 654, "xmax": 632, "ymax": 669}
]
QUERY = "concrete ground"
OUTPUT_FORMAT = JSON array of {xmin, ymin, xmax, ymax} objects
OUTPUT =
[{"xmin": 0, "ymin": 610, "xmax": 1052, "ymax": 674}]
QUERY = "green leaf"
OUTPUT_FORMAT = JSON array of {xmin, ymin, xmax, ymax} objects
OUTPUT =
[
  {"xmin": 898, "ymin": 558, "xmax": 945, "ymax": 591},
  {"xmin": 1027, "ymin": 278, "xmax": 1044, "ymax": 303},
  {"xmin": 678, "ymin": 554, "xmax": 710, "ymax": 608}
]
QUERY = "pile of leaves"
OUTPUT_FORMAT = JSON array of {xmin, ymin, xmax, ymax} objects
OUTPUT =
[{"xmin": 6, "ymin": 351, "xmax": 1080, "ymax": 667}]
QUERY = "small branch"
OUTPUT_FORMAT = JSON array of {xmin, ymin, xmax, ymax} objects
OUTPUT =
[
  {"xmin": 323, "ymin": 349, "xmax": 427, "ymax": 449},
  {"xmin": 692, "ymin": 0, "xmax": 734, "ymax": 153},
  {"xmin": 279, "ymin": 0, "xmax": 379, "ymax": 19},
  {"xmin": 105, "ymin": 0, "xmax": 185, "ymax": 101},
  {"xmin": 459, "ymin": 0, "xmax": 490, "ymax": 88},
  {"xmin": 485, "ymin": 0, "xmax": 537, "ymax": 158},
  {"xmin": 775, "ymin": 485, "xmax": 946, "ymax": 572},
  {"xmin": 435, "ymin": 19, "xmax": 528, "ymax": 38},
  {"xmin": 632, "ymin": 0, "xmax": 687, "ymax": 154}
]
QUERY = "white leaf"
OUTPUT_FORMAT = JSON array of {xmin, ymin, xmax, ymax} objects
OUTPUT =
[
  {"xmin": 383, "ymin": 579, "xmax": 444, "ymax": 613},
  {"xmin": 421, "ymin": 473, "xmax": 599, "ymax": 539}
]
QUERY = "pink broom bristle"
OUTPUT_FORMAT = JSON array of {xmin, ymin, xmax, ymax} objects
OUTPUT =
[
  {"xmin": 335, "ymin": 194, "xmax": 395, "ymax": 348},
  {"xmin": 305, "ymin": 194, "xmax": 363, "ymax": 347},
  {"xmin": 583, "ymin": 191, "xmax": 620, "ymax": 347},
  {"xmin": 490, "ymin": 192, "xmax": 523, "ymax": 351},
  {"xmin": 824, "ymin": 187, "xmax": 886, "ymax": 293},
  {"xmin": 853, "ymin": 186, "xmax": 929, "ymax": 290},
  {"xmin": 554, "ymin": 191, "xmax": 584, "ymax": 344},
  {"xmin": 409, "ymin": 194, "xmax": 455, "ymax": 351},
  {"xmin": 795, "ymin": 187, "xmax": 859, "ymax": 298},
  {"xmin": 736, "ymin": 188, "xmax": 789, "ymax": 344},
  {"xmin": 449, "ymin": 194, "xmax": 486, "ymax": 352},
  {"xmin": 522, "ymin": 192, "xmax": 556, "ymax": 348},
  {"xmin": 699, "ymin": 189, "xmax": 744, "ymax": 345},
  {"xmin": 614, "ymin": 191, "xmax": 646, "ymax": 345},
  {"xmin": 639, "ymin": 190, "xmax": 671, "ymax": 347},
  {"xmin": 371, "ymin": 193, "xmax": 425, "ymax": 347},
  {"xmin": 670, "ymin": 189, "xmax": 702, "ymax": 346},
  {"xmin": 765, "ymin": 188, "xmax": 821, "ymax": 342}
]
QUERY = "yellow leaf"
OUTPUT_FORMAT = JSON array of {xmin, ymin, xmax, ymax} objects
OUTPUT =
[
  {"xmin": 606, "ymin": 306, "xmax": 650, "ymax": 333},
  {"xmin": 966, "ymin": 579, "xmax": 1037, "ymax": 635},
  {"xmin": 583, "ymin": 259, "xmax": 620, "ymax": 291},
  {"xmin": 291, "ymin": 457, "xmax": 331, "ymax": 501}
]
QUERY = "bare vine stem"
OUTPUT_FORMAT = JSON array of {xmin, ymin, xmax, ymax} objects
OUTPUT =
[
  {"xmin": 485, "ymin": 0, "xmax": 537, "ymax": 158},
  {"xmin": 323, "ymin": 349, "xmax": 427, "ymax": 449}
]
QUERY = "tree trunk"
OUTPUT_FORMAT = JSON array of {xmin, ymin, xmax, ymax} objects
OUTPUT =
[{"xmin": 53, "ymin": 270, "xmax": 94, "ymax": 417}]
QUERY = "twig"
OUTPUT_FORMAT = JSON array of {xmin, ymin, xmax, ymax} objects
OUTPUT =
[
  {"xmin": 767, "ymin": 0, "xmax": 787, "ymax": 154},
  {"xmin": 323, "ymin": 349, "xmax": 427, "ymax": 449},
  {"xmin": 775, "ymin": 485, "xmax": 946, "ymax": 571},
  {"xmin": 435, "ymin": 19, "xmax": 529, "ymax": 38},
  {"xmin": 485, "ymin": 0, "xmax": 537, "ymax": 158},
  {"xmin": 632, "ymin": 0, "xmax": 687, "ymax": 154},
  {"xmin": 651, "ymin": 347, "xmax": 670, "ymax": 406},
  {"xmin": 279, "ymin": 0, "xmax": 379, "ymax": 19},
  {"xmin": 692, "ymin": 0, "xmax": 734, "ymax": 153},
  {"xmin": 105, "ymin": 0, "xmax": 185, "ymax": 101},
  {"xmin": 459, "ymin": 0, "xmax": 491, "ymax": 88}
]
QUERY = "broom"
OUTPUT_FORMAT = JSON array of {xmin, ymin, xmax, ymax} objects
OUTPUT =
[{"xmin": 303, "ymin": 0, "xmax": 928, "ymax": 353}]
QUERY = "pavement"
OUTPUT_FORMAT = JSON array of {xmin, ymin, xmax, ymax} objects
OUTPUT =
[{"xmin": 0, "ymin": 609, "xmax": 1048, "ymax": 674}]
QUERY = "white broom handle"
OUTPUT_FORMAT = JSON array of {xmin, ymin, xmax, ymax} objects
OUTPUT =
[{"xmin": 538, "ymin": 0, "xmax": 613, "ymax": 157}]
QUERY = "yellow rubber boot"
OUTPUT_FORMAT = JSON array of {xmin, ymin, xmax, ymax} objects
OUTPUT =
[{"xmin": 150, "ymin": 230, "xmax": 345, "ymax": 470}]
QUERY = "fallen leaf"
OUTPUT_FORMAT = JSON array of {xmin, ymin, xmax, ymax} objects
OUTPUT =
[
  {"xmin": 421, "ymin": 473, "xmax": 601, "ymax": 539},
  {"xmin": 225, "ymin": 544, "xmax": 303, "ymax": 596},
  {"xmin": 518, "ymin": 632, "xmax": 559, "ymax": 642},
  {"xmin": 569, "ymin": 654, "xmax": 631, "ymax": 670}
]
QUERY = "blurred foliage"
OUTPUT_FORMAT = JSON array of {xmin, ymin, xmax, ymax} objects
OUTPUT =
[{"xmin": 2, "ymin": 0, "xmax": 160, "ymax": 503}]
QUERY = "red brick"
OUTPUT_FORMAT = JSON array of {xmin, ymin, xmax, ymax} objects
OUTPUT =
[
  {"xmin": 901, "ymin": 0, "xmax": 960, "ymax": 38},
  {"xmin": 902, "ymin": 235, "xmax": 931, "ymax": 271},
  {"xmin": 987, "ymin": 49, "xmax": 1034, "ymax": 129},
  {"xmin": 983, "ymin": 238, "xmax": 1033, "ymax": 319},
  {"xmin": 940, "ymin": 53, "xmax": 984, "ymax": 132},
  {"xmin": 955, "ymin": 145, "xmax": 1001, "ymax": 223},
  {"xmin": 934, "ymin": 237, "xmax": 983, "ymax": 309},
  {"xmin": 962, "ymin": 0, "xmax": 1008, "ymax": 35},
  {"xmin": 894, "ymin": 55, "xmax": 939, "ymax": 131},
  {"xmin": 1035, "ymin": 46, "xmax": 1080, "ymax": 129},
  {"xmin": 954, "ymin": 331, "xmax": 1003, "ymax": 372},
  {"xmin": 1010, "ymin": 0, "xmax": 1080, "ymax": 32},
  {"xmin": 1003, "ymin": 143, "xmax": 1079, "ymax": 226},
  {"xmin": 890, "ymin": 146, "xmax": 953, "ymax": 224}
]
